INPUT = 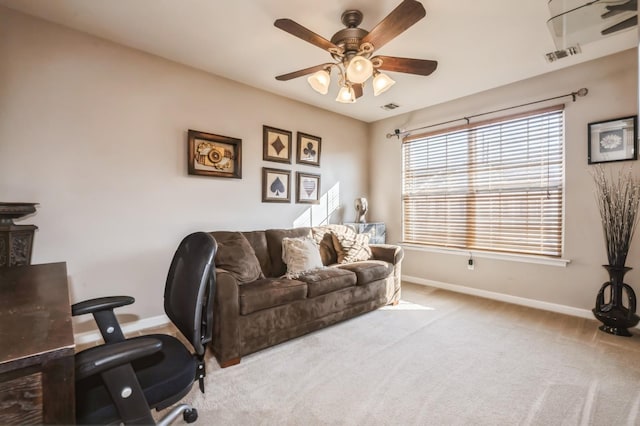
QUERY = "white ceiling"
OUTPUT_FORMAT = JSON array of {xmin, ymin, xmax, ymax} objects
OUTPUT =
[{"xmin": 0, "ymin": 0, "xmax": 636, "ymax": 123}]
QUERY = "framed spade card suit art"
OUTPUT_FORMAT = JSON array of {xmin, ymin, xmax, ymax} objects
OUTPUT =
[
  {"xmin": 296, "ymin": 172, "xmax": 320, "ymax": 204},
  {"xmin": 262, "ymin": 167, "xmax": 291, "ymax": 203}
]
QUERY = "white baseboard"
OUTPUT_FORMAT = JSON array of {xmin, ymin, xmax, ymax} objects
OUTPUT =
[
  {"xmin": 74, "ymin": 314, "xmax": 171, "ymax": 345},
  {"xmin": 402, "ymin": 275, "xmax": 640, "ymax": 328}
]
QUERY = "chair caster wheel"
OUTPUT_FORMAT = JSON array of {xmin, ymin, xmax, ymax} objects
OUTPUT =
[{"xmin": 183, "ymin": 408, "xmax": 198, "ymax": 423}]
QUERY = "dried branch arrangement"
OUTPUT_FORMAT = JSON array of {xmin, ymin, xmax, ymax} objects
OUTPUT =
[{"xmin": 593, "ymin": 165, "xmax": 640, "ymax": 267}]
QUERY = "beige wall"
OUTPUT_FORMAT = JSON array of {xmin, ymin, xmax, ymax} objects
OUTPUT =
[
  {"xmin": 0, "ymin": 8, "xmax": 368, "ymax": 326},
  {"xmin": 369, "ymin": 48, "xmax": 639, "ymax": 311},
  {"xmin": 3, "ymin": 5, "xmax": 638, "ymax": 327}
]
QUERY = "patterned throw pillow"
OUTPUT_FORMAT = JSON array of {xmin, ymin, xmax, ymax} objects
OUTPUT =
[
  {"xmin": 331, "ymin": 228, "xmax": 372, "ymax": 264},
  {"xmin": 281, "ymin": 237, "xmax": 324, "ymax": 278}
]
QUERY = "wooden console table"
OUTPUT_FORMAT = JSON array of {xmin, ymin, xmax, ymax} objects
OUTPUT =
[{"xmin": 0, "ymin": 262, "xmax": 75, "ymax": 424}]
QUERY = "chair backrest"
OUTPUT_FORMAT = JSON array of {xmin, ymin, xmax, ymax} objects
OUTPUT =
[{"xmin": 164, "ymin": 232, "xmax": 217, "ymax": 356}]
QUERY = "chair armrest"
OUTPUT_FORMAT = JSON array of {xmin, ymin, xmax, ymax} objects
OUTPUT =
[
  {"xmin": 72, "ymin": 296, "xmax": 135, "ymax": 316},
  {"xmin": 72, "ymin": 296, "xmax": 135, "ymax": 344},
  {"xmin": 370, "ymin": 244, "xmax": 404, "ymax": 265},
  {"xmin": 75, "ymin": 337, "xmax": 162, "ymax": 380}
]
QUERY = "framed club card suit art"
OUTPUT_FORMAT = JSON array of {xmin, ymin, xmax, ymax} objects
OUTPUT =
[
  {"xmin": 296, "ymin": 172, "xmax": 320, "ymax": 204},
  {"xmin": 262, "ymin": 168, "xmax": 291, "ymax": 203},
  {"xmin": 296, "ymin": 132, "xmax": 321, "ymax": 166}
]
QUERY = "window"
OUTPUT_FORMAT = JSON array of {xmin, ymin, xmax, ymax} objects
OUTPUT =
[{"xmin": 402, "ymin": 106, "xmax": 564, "ymax": 257}]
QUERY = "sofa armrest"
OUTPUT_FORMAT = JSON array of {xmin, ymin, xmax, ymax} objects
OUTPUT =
[
  {"xmin": 211, "ymin": 268, "xmax": 241, "ymax": 365},
  {"xmin": 370, "ymin": 244, "xmax": 404, "ymax": 265}
]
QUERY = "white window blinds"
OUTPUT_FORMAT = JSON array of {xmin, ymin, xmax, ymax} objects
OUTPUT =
[{"xmin": 402, "ymin": 106, "xmax": 564, "ymax": 257}]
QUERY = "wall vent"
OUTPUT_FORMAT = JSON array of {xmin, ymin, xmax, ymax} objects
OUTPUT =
[
  {"xmin": 381, "ymin": 103, "xmax": 400, "ymax": 111},
  {"xmin": 545, "ymin": 45, "xmax": 582, "ymax": 62}
]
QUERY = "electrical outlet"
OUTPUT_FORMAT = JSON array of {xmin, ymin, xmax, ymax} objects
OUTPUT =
[{"xmin": 467, "ymin": 258, "xmax": 474, "ymax": 270}]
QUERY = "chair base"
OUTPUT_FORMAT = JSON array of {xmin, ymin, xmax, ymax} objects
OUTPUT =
[{"xmin": 157, "ymin": 403, "xmax": 197, "ymax": 426}]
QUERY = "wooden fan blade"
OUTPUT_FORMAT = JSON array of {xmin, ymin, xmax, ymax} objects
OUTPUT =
[
  {"xmin": 276, "ymin": 63, "xmax": 331, "ymax": 81},
  {"xmin": 373, "ymin": 56, "xmax": 437, "ymax": 76},
  {"xmin": 361, "ymin": 0, "xmax": 426, "ymax": 51},
  {"xmin": 602, "ymin": 15, "xmax": 638, "ymax": 35},
  {"xmin": 352, "ymin": 83, "xmax": 363, "ymax": 99},
  {"xmin": 274, "ymin": 19, "xmax": 341, "ymax": 53}
]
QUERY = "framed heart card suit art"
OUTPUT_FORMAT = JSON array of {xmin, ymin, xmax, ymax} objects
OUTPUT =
[
  {"xmin": 262, "ymin": 167, "xmax": 291, "ymax": 203},
  {"xmin": 263, "ymin": 125, "xmax": 292, "ymax": 164},
  {"xmin": 296, "ymin": 132, "xmax": 321, "ymax": 167},
  {"xmin": 296, "ymin": 172, "xmax": 320, "ymax": 204}
]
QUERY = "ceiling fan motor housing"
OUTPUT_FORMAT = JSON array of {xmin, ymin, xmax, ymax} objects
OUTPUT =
[{"xmin": 331, "ymin": 10, "xmax": 369, "ymax": 59}]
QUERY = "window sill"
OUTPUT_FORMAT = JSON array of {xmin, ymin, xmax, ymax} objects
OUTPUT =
[{"xmin": 400, "ymin": 243, "xmax": 571, "ymax": 267}]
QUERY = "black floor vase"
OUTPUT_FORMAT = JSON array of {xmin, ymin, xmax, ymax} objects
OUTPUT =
[{"xmin": 592, "ymin": 265, "xmax": 640, "ymax": 337}]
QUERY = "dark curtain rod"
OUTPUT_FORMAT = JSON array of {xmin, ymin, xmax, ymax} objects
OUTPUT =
[{"xmin": 386, "ymin": 87, "xmax": 589, "ymax": 139}]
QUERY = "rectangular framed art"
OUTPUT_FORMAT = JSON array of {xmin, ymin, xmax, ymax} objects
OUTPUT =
[
  {"xmin": 188, "ymin": 129, "xmax": 242, "ymax": 178},
  {"xmin": 296, "ymin": 172, "xmax": 320, "ymax": 204},
  {"xmin": 588, "ymin": 115, "xmax": 637, "ymax": 164},
  {"xmin": 263, "ymin": 125, "xmax": 292, "ymax": 164},
  {"xmin": 296, "ymin": 132, "xmax": 321, "ymax": 166},
  {"xmin": 262, "ymin": 167, "xmax": 291, "ymax": 203}
]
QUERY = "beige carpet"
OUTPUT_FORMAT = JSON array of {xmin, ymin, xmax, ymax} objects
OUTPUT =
[{"xmin": 182, "ymin": 284, "xmax": 640, "ymax": 425}]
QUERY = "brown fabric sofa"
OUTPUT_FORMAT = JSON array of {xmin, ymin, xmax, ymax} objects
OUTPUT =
[{"xmin": 208, "ymin": 225, "xmax": 404, "ymax": 367}]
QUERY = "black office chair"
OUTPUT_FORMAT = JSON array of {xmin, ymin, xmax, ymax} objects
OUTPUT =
[{"xmin": 72, "ymin": 232, "xmax": 217, "ymax": 425}]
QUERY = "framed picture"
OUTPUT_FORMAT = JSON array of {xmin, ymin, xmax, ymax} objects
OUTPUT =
[
  {"xmin": 296, "ymin": 172, "xmax": 320, "ymax": 204},
  {"xmin": 188, "ymin": 129, "xmax": 242, "ymax": 178},
  {"xmin": 588, "ymin": 116, "xmax": 637, "ymax": 164},
  {"xmin": 262, "ymin": 167, "xmax": 291, "ymax": 203},
  {"xmin": 296, "ymin": 132, "xmax": 321, "ymax": 167},
  {"xmin": 263, "ymin": 125, "xmax": 292, "ymax": 164}
]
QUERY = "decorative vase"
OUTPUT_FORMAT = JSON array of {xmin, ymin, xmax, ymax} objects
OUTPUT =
[
  {"xmin": 592, "ymin": 265, "xmax": 640, "ymax": 336},
  {"xmin": 0, "ymin": 202, "xmax": 38, "ymax": 267}
]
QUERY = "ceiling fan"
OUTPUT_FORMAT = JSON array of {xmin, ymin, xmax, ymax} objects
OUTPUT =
[{"xmin": 274, "ymin": 0, "xmax": 438, "ymax": 103}]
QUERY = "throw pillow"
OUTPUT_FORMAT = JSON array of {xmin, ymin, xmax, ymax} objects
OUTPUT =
[
  {"xmin": 331, "ymin": 228, "xmax": 372, "ymax": 264},
  {"xmin": 281, "ymin": 237, "xmax": 324, "ymax": 278},
  {"xmin": 214, "ymin": 232, "xmax": 264, "ymax": 284}
]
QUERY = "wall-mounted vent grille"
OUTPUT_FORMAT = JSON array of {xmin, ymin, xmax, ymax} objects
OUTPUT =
[
  {"xmin": 545, "ymin": 45, "xmax": 581, "ymax": 62},
  {"xmin": 381, "ymin": 103, "xmax": 400, "ymax": 111}
]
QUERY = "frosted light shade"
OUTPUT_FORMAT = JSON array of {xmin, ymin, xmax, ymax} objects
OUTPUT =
[
  {"xmin": 346, "ymin": 56, "xmax": 373, "ymax": 84},
  {"xmin": 373, "ymin": 72, "xmax": 396, "ymax": 96},
  {"xmin": 336, "ymin": 85, "xmax": 356, "ymax": 103},
  {"xmin": 307, "ymin": 70, "xmax": 330, "ymax": 95}
]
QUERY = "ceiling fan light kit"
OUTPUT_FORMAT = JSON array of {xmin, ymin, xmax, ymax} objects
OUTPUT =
[
  {"xmin": 373, "ymin": 71, "xmax": 396, "ymax": 96},
  {"xmin": 274, "ymin": 0, "xmax": 438, "ymax": 104},
  {"xmin": 336, "ymin": 85, "xmax": 356, "ymax": 103},
  {"xmin": 345, "ymin": 56, "xmax": 374, "ymax": 84},
  {"xmin": 307, "ymin": 69, "xmax": 331, "ymax": 94}
]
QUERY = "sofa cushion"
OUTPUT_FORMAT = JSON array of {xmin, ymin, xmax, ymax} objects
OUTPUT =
[
  {"xmin": 295, "ymin": 268, "xmax": 357, "ymax": 298},
  {"xmin": 335, "ymin": 261, "xmax": 392, "ymax": 285},
  {"xmin": 211, "ymin": 232, "xmax": 264, "ymax": 284},
  {"xmin": 242, "ymin": 231, "xmax": 271, "ymax": 276},
  {"xmin": 331, "ymin": 228, "xmax": 372, "ymax": 264},
  {"xmin": 238, "ymin": 278, "xmax": 308, "ymax": 315},
  {"xmin": 265, "ymin": 228, "xmax": 311, "ymax": 277},
  {"xmin": 282, "ymin": 237, "xmax": 324, "ymax": 278}
]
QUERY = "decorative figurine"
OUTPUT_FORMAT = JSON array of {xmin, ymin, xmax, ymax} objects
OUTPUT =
[{"xmin": 355, "ymin": 197, "xmax": 368, "ymax": 223}]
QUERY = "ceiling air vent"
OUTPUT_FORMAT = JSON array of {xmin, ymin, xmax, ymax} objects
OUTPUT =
[
  {"xmin": 545, "ymin": 45, "xmax": 582, "ymax": 62},
  {"xmin": 381, "ymin": 103, "xmax": 400, "ymax": 111}
]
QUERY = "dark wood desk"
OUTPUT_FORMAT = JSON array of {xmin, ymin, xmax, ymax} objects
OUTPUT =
[{"xmin": 0, "ymin": 262, "xmax": 75, "ymax": 424}]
